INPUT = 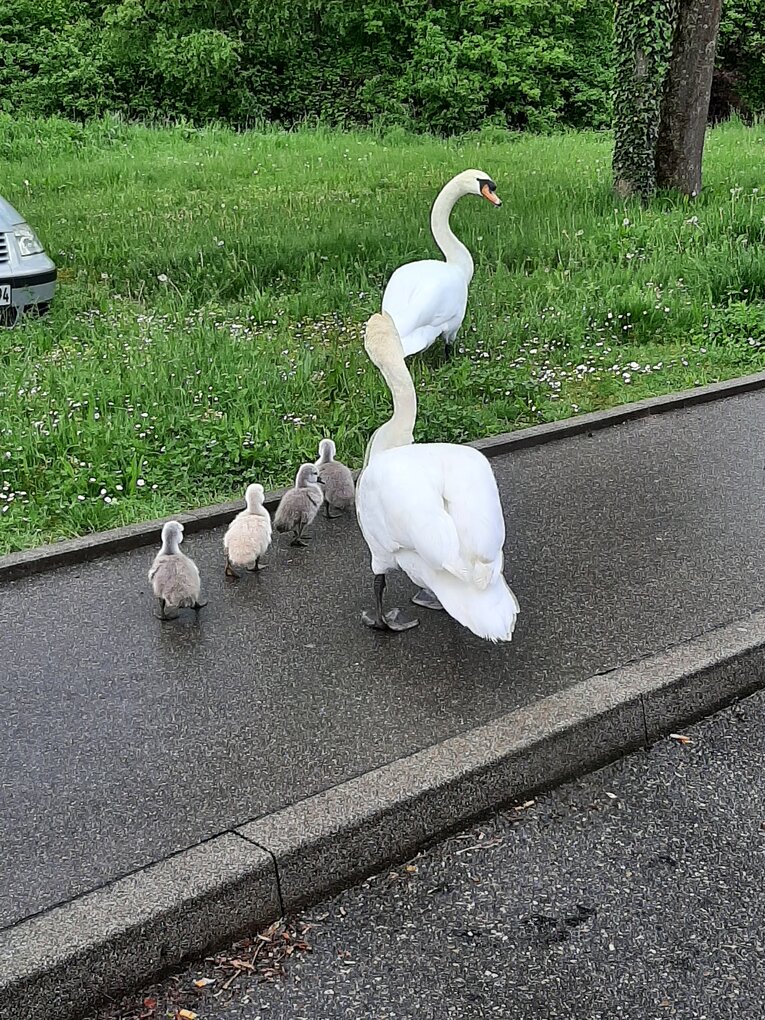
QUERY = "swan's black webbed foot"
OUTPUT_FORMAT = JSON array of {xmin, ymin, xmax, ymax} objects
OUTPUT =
[
  {"xmin": 412, "ymin": 587, "xmax": 444, "ymax": 611},
  {"xmin": 362, "ymin": 573, "xmax": 420, "ymax": 632}
]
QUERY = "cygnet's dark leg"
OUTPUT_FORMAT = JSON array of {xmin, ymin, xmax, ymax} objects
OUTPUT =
[
  {"xmin": 412, "ymin": 587, "xmax": 444, "ymax": 611},
  {"xmin": 225, "ymin": 558, "xmax": 241, "ymax": 580},
  {"xmin": 194, "ymin": 597, "xmax": 208, "ymax": 616},
  {"xmin": 155, "ymin": 598, "xmax": 179, "ymax": 621},
  {"xmin": 443, "ymin": 334, "xmax": 454, "ymax": 360},
  {"xmin": 362, "ymin": 573, "xmax": 419, "ymax": 632},
  {"xmin": 291, "ymin": 521, "xmax": 309, "ymax": 547},
  {"xmin": 325, "ymin": 501, "xmax": 341, "ymax": 520},
  {"xmin": 247, "ymin": 556, "xmax": 267, "ymax": 571}
]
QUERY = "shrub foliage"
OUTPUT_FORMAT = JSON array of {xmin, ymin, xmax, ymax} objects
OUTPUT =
[{"xmin": 0, "ymin": 0, "xmax": 762, "ymax": 130}]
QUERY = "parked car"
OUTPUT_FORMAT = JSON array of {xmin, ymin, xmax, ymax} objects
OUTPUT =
[{"xmin": 0, "ymin": 196, "xmax": 57, "ymax": 326}]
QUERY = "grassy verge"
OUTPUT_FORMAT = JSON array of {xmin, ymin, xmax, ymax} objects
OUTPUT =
[{"xmin": 1, "ymin": 115, "xmax": 764, "ymax": 553}]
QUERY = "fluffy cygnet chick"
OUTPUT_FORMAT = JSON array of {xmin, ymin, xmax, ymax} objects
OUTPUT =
[
  {"xmin": 223, "ymin": 482, "xmax": 272, "ymax": 578},
  {"xmin": 148, "ymin": 520, "xmax": 207, "ymax": 620},
  {"xmin": 274, "ymin": 463, "xmax": 324, "ymax": 547},
  {"xmin": 316, "ymin": 438, "xmax": 355, "ymax": 519}
]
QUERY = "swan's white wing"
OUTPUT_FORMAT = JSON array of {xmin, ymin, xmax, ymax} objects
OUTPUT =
[
  {"xmin": 361, "ymin": 445, "xmax": 504, "ymax": 564},
  {"xmin": 438, "ymin": 445, "xmax": 505, "ymax": 575},
  {"xmin": 382, "ymin": 260, "xmax": 468, "ymax": 356},
  {"xmin": 357, "ymin": 450, "xmax": 459, "ymax": 573}
]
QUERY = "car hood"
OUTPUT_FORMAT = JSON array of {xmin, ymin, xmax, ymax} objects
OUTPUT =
[{"xmin": 0, "ymin": 196, "xmax": 25, "ymax": 230}]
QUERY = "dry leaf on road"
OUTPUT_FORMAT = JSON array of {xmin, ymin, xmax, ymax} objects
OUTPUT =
[{"xmin": 229, "ymin": 959, "xmax": 256, "ymax": 971}]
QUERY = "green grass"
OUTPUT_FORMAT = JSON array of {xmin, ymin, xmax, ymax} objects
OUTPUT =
[{"xmin": 1, "ymin": 115, "xmax": 765, "ymax": 553}]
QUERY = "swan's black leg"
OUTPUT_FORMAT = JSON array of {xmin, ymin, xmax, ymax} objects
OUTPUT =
[
  {"xmin": 291, "ymin": 521, "xmax": 309, "ymax": 547},
  {"xmin": 362, "ymin": 574, "xmax": 419, "ymax": 632},
  {"xmin": 155, "ymin": 597, "xmax": 179, "ymax": 621}
]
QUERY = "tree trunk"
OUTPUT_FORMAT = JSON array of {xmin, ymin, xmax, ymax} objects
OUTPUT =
[
  {"xmin": 655, "ymin": 0, "xmax": 723, "ymax": 195},
  {"xmin": 612, "ymin": 0, "xmax": 677, "ymax": 200}
]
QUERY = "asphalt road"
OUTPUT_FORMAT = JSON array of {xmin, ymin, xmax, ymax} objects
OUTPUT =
[
  {"xmin": 3, "ymin": 389, "xmax": 765, "ymax": 930},
  {"xmin": 124, "ymin": 689, "xmax": 765, "ymax": 1020}
]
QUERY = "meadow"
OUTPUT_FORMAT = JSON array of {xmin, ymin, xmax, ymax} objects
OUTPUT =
[{"xmin": 1, "ymin": 115, "xmax": 764, "ymax": 554}]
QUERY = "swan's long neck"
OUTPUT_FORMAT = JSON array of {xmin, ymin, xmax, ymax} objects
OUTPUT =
[
  {"xmin": 161, "ymin": 537, "xmax": 180, "ymax": 555},
  {"xmin": 365, "ymin": 355, "xmax": 417, "ymax": 464},
  {"xmin": 430, "ymin": 178, "xmax": 474, "ymax": 282}
]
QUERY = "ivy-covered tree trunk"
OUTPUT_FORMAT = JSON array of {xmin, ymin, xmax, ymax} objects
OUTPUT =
[
  {"xmin": 655, "ymin": 0, "xmax": 723, "ymax": 195},
  {"xmin": 612, "ymin": 0, "xmax": 676, "ymax": 199}
]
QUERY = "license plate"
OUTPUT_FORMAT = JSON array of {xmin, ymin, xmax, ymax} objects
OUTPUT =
[{"xmin": 0, "ymin": 284, "xmax": 10, "ymax": 307}]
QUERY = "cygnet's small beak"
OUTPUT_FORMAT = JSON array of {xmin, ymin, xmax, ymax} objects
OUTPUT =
[
  {"xmin": 316, "ymin": 477, "xmax": 325, "ymax": 485},
  {"xmin": 481, "ymin": 183, "xmax": 502, "ymax": 207}
]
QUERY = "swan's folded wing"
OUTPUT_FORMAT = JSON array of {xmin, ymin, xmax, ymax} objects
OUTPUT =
[
  {"xmin": 439, "ymin": 446, "xmax": 506, "ymax": 567},
  {"xmin": 382, "ymin": 261, "xmax": 466, "ymax": 341},
  {"xmin": 361, "ymin": 451, "xmax": 461, "ymax": 566}
]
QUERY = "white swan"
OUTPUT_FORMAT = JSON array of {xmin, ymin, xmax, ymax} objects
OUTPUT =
[
  {"xmin": 381, "ymin": 169, "xmax": 501, "ymax": 359},
  {"xmin": 356, "ymin": 312, "xmax": 519, "ymax": 641}
]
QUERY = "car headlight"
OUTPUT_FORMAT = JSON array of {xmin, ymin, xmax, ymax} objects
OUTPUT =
[{"xmin": 13, "ymin": 224, "xmax": 44, "ymax": 257}]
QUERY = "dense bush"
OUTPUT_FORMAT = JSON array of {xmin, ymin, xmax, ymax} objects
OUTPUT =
[
  {"xmin": 0, "ymin": 0, "xmax": 762, "ymax": 131},
  {"xmin": 0, "ymin": 1, "xmax": 108, "ymax": 118},
  {"xmin": 713, "ymin": 0, "xmax": 765, "ymax": 119}
]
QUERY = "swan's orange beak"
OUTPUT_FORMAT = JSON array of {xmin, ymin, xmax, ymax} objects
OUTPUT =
[{"xmin": 481, "ymin": 183, "xmax": 502, "ymax": 206}]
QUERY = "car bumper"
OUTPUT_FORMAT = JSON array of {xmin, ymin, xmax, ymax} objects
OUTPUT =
[{"xmin": 0, "ymin": 259, "xmax": 57, "ymax": 325}]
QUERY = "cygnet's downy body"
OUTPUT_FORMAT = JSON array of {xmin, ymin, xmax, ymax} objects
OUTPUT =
[
  {"xmin": 274, "ymin": 464, "xmax": 324, "ymax": 547},
  {"xmin": 316, "ymin": 438, "xmax": 355, "ymax": 519},
  {"xmin": 148, "ymin": 520, "xmax": 207, "ymax": 620},
  {"xmin": 223, "ymin": 483, "xmax": 272, "ymax": 578}
]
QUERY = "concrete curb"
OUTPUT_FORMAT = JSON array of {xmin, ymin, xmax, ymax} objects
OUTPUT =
[
  {"xmin": 0, "ymin": 835, "xmax": 280, "ymax": 1020},
  {"xmin": 238, "ymin": 607, "xmax": 765, "ymax": 911},
  {"xmin": 2, "ymin": 369, "xmax": 765, "ymax": 582},
  {"xmin": 3, "ymin": 608, "xmax": 765, "ymax": 1020}
]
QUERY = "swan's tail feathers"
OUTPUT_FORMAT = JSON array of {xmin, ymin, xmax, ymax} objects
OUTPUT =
[{"xmin": 397, "ymin": 553, "xmax": 519, "ymax": 642}]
